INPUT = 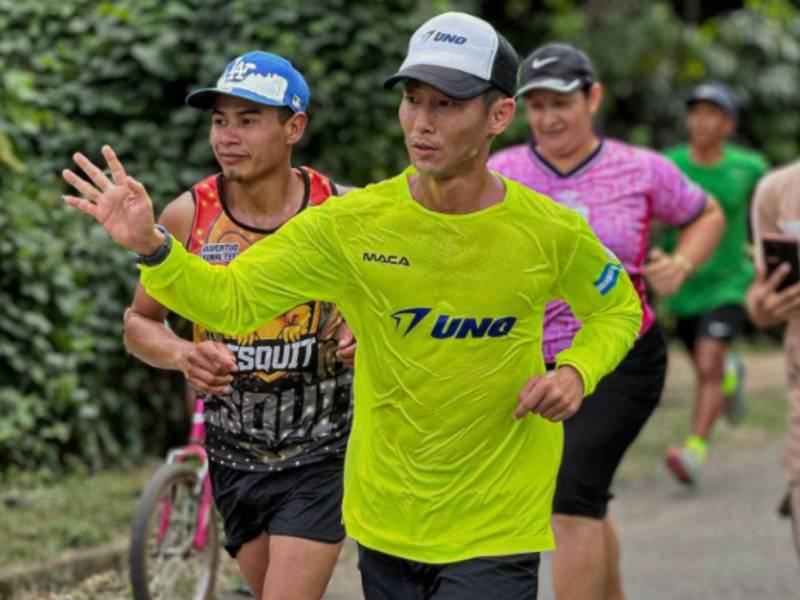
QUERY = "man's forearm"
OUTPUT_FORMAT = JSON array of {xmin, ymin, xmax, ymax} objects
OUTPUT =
[{"xmin": 123, "ymin": 310, "xmax": 192, "ymax": 371}]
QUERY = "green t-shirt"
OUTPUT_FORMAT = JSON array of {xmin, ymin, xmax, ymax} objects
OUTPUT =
[
  {"xmin": 664, "ymin": 144, "xmax": 768, "ymax": 316},
  {"xmin": 140, "ymin": 167, "xmax": 642, "ymax": 563}
]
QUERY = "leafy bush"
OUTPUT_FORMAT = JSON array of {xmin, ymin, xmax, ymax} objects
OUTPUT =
[
  {"xmin": 0, "ymin": 0, "xmax": 471, "ymax": 478},
  {"xmin": 493, "ymin": 1, "xmax": 800, "ymax": 164},
  {"xmin": 3, "ymin": 0, "xmax": 798, "ymax": 477},
  {"xmin": 0, "ymin": 0, "xmax": 469, "ymax": 198},
  {"xmin": 0, "ymin": 162, "xmax": 189, "ymax": 477},
  {"xmin": 692, "ymin": 5, "xmax": 800, "ymax": 163}
]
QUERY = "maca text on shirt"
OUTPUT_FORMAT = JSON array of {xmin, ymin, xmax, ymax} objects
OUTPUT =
[{"xmin": 362, "ymin": 252, "xmax": 411, "ymax": 266}]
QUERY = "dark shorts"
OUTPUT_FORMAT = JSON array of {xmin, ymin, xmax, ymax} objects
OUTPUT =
[
  {"xmin": 209, "ymin": 458, "xmax": 345, "ymax": 558},
  {"xmin": 674, "ymin": 304, "xmax": 747, "ymax": 354},
  {"xmin": 552, "ymin": 323, "xmax": 667, "ymax": 519},
  {"xmin": 357, "ymin": 544, "xmax": 540, "ymax": 600}
]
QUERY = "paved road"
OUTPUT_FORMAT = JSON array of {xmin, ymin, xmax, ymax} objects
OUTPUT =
[
  {"xmin": 542, "ymin": 438, "xmax": 798, "ymax": 599},
  {"xmin": 324, "ymin": 438, "xmax": 798, "ymax": 599}
]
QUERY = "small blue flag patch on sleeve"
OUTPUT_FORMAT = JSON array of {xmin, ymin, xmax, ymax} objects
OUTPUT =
[{"xmin": 593, "ymin": 262, "xmax": 623, "ymax": 296}]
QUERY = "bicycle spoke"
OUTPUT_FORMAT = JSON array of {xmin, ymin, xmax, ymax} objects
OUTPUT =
[
  {"xmin": 151, "ymin": 553, "xmax": 185, "ymax": 599},
  {"xmin": 131, "ymin": 461, "xmax": 217, "ymax": 600},
  {"xmin": 136, "ymin": 476, "xmax": 213, "ymax": 599}
]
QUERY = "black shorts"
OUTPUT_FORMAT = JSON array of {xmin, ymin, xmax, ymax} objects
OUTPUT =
[
  {"xmin": 552, "ymin": 323, "xmax": 667, "ymax": 519},
  {"xmin": 674, "ymin": 304, "xmax": 747, "ymax": 354},
  {"xmin": 209, "ymin": 458, "xmax": 345, "ymax": 557},
  {"xmin": 357, "ymin": 544, "xmax": 540, "ymax": 600}
]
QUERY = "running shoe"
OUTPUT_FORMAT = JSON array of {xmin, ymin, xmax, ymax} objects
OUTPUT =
[
  {"xmin": 666, "ymin": 446, "xmax": 703, "ymax": 486},
  {"xmin": 231, "ymin": 582, "xmax": 253, "ymax": 597},
  {"xmin": 721, "ymin": 354, "xmax": 747, "ymax": 425}
]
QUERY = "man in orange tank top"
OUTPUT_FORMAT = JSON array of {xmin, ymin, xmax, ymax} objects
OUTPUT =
[{"xmin": 122, "ymin": 51, "xmax": 352, "ymax": 600}]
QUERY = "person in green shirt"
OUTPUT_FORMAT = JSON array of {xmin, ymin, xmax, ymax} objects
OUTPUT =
[
  {"xmin": 62, "ymin": 12, "xmax": 642, "ymax": 599},
  {"xmin": 661, "ymin": 80, "xmax": 769, "ymax": 486}
]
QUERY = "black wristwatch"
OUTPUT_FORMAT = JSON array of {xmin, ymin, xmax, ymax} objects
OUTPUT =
[{"xmin": 136, "ymin": 224, "xmax": 173, "ymax": 266}]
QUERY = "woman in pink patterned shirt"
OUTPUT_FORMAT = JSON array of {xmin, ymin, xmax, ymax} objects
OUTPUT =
[{"xmin": 489, "ymin": 43, "xmax": 725, "ymax": 600}]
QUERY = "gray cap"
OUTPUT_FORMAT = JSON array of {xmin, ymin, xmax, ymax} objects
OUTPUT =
[
  {"xmin": 687, "ymin": 80, "xmax": 738, "ymax": 118},
  {"xmin": 516, "ymin": 43, "xmax": 596, "ymax": 97}
]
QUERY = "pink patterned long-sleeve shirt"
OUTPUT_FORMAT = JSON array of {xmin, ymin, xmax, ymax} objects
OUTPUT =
[{"xmin": 489, "ymin": 139, "xmax": 707, "ymax": 364}]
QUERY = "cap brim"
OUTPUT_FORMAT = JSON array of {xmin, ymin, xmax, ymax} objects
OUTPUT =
[
  {"xmin": 686, "ymin": 96, "xmax": 737, "ymax": 117},
  {"xmin": 515, "ymin": 78, "xmax": 583, "ymax": 98},
  {"xmin": 384, "ymin": 64, "xmax": 493, "ymax": 100},
  {"xmin": 185, "ymin": 87, "xmax": 297, "ymax": 111}
]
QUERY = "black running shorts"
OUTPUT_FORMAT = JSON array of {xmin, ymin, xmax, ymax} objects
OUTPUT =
[
  {"xmin": 357, "ymin": 544, "xmax": 540, "ymax": 600},
  {"xmin": 674, "ymin": 304, "xmax": 747, "ymax": 353},
  {"xmin": 209, "ymin": 458, "xmax": 345, "ymax": 557},
  {"xmin": 552, "ymin": 323, "xmax": 668, "ymax": 519}
]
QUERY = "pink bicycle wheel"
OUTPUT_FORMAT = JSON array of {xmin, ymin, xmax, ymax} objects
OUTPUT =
[{"xmin": 129, "ymin": 463, "xmax": 218, "ymax": 600}]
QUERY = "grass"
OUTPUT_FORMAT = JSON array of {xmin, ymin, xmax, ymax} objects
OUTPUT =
[
  {"xmin": 0, "ymin": 465, "xmax": 156, "ymax": 568},
  {"xmin": 2, "ymin": 458, "xmax": 246, "ymax": 599}
]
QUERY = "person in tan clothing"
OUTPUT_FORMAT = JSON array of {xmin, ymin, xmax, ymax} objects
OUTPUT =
[{"xmin": 746, "ymin": 159, "xmax": 800, "ymax": 542}]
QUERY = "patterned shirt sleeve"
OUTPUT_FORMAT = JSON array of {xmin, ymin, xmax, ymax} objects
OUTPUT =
[{"xmin": 648, "ymin": 150, "xmax": 707, "ymax": 227}]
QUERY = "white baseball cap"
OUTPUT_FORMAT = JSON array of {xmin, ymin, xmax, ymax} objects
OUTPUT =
[{"xmin": 384, "ymin": 12, "xmax": 518, "ymax": 99}]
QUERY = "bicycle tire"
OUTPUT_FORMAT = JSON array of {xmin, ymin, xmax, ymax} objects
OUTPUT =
[
  {"xmin": 791, "ymin": 484, "xmax": 800, "ymax": 562},
  {"xmin": 129, "ymin": 462, "xmax": 218, "ymax": 600}
]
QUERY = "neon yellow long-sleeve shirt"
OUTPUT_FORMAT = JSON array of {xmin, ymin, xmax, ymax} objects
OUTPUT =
[{"xmin": 140, "ymin": 167, "xmax": 642, "ymax": 563}]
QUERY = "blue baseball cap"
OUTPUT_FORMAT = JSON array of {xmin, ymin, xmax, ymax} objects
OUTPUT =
[
  {"xmin": 687, "ymin": 80, "xmax": 738, "ymax": 118},
  {"xmin": 186, "ymin": 51, "xmax": 309, "ymax": 113}
]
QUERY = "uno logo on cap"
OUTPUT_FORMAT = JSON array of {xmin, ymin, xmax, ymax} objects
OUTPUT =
[{"xmin": 421, "ymin": 29, "xmax": 467, "ymax": 45}]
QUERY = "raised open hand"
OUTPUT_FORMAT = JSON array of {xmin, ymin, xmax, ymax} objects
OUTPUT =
[{"xmin": 62, "ymin": 145, "xmax": 164, "ymax": 255}]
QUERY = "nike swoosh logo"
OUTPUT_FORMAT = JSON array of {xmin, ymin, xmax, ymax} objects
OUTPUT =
[{"xmin": 531, "ymin": 56, "xmax": 559, "ymax": 69}]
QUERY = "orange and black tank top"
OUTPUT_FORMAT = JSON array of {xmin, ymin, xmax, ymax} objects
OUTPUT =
[{"xmin": 188, "ymin": 168, "xmax": 352, "ymax": 472}]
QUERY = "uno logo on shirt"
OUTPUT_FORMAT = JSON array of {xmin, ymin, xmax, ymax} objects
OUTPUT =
[{"xmin": 391, "ymin": 307, "xmax": 516, "ymax": 339}]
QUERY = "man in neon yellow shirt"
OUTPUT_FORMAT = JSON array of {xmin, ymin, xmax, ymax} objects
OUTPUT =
[{"xmin": 63, "ymin": 12, "xmax": 641, "ymax": 599}]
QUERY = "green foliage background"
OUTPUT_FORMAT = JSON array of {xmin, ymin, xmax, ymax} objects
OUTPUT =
[
  {"xmin": 491, "ymin": 0, "xmax": 800, "ymax": 160},
  {"xmin": 1, "ymin": 0, "xmax": 798, "ymax": 478},
  {"xmin": 0, "ymin": 0, "xmax": 471, "ymax": 479}
]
